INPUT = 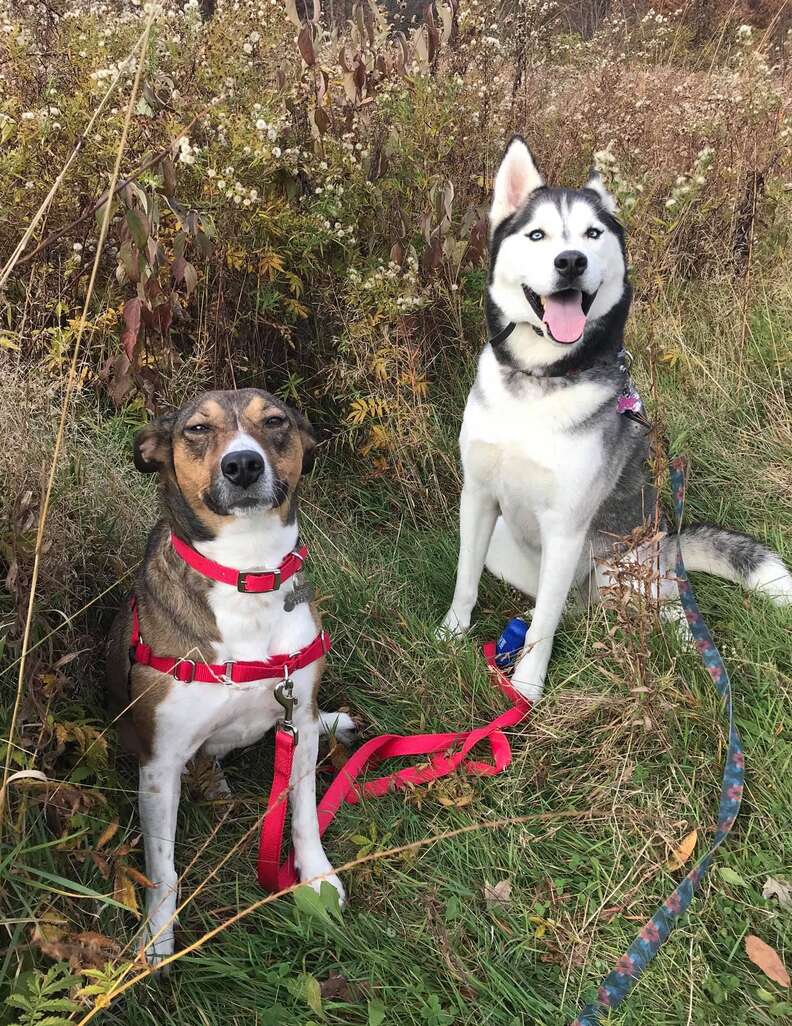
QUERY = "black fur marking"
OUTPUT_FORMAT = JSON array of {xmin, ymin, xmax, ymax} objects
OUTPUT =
[
  {"xmin": 272, "ymin": 477, "xmax": 290, "ymax": 509},
  {"xmin": 683, "ymin": 523, "xmax": 765, "ymax": 575}
]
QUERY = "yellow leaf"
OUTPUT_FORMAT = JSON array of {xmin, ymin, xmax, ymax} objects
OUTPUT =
[
  {"xmin": 666, "ymin": 829, "xmax": 697, "ymax": 870},
  {"xmin": 113, "ymin": 868, "xmax": 139, "ymax": 914},
  {"xmin": 745, "ymin": 934, "xmax": 790, "ymax": 988}
]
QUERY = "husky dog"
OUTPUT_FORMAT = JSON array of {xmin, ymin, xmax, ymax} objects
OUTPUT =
[{"xmin": 440, "ymin": 137, "xmax": 792, "ymax": 701}]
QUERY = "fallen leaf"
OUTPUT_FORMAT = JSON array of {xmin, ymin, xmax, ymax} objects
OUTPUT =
[
  {"xmin": 745, "ymin": 934, "xmax": 790, "ymax": 988},
  {"xmin": 719, "ymin": 867, "xmax": 747, "ymax": 887},
  {"xmin": 113, "ymin": 867, "xmax": 139, "ymax": 914},
  {"xmin": 483, "ymin": 879, "xmax": 512, "ymax": 907},
  {"xmin": 763, "ymin": 877, "xmax": 792, "ymax": 911},
  {"xmin": 666, "ymin": 829, "xmax": 697, "ymax": 871},
  {"xmin": 33, "ymin": 928, "xmax": 121, "ymax": 970},
  {"xmin": 319, "ymin": 973, "xmax": 354, "ymax": 1001}
]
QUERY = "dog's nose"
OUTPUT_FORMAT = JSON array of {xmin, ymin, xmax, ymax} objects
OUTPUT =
[
  {"xmin": 554, "ymin": 250, "xmax": 588, "ymax": 278},
  {"xmin": 221, "ymin": 450, "xmax": 264, "ymax": 489}
]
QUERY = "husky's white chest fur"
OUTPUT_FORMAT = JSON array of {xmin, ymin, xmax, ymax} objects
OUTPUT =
[{"xmin": 462, "ymin": 342, "xmax": 611, "ymax": 535}]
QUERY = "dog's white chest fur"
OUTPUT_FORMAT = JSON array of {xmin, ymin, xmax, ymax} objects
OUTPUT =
[
  {"xmin": 462, "ymin": 345, "xmax": 609, "ymax": 527},
  {"xmin": 151, "ymin": 517, "xmax": 316, "ymax": 754}
]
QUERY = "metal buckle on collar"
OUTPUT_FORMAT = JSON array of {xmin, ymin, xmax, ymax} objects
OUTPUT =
[
  {"xmin": 238, "ymin": 567, "xmax": 280, "ymax": 592},
  {"xmin": 274, "ymin": 674, "xmax": 299, "ymax": 745},
  {"xmin": 173, "ymin": 659, "xmax": 197, "ymax": 683}
]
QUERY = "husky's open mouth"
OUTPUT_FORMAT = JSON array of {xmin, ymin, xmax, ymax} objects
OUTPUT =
[{"xmin": 522, "ymin": 286, "xmax": 597, "ymax": 344}]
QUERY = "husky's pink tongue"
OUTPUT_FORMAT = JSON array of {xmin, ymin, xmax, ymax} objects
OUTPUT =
[{"xmin": 542, "ymin": 291, "xmax": 586, "ymax": 344}]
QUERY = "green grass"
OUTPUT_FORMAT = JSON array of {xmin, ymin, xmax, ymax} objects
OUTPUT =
[{"xmin": 3, "ymin": 289, "xmax": 791, "ymax": 1026}]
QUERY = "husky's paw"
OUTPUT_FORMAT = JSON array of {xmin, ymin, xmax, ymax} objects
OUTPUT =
[
  {"xmin": 511, "ymin": 653, "xmax": 546, "ymax": 703},
  {"xmin": 319, "ymin": 710, "xmax": 358, "ymax": 746},
  {"xmin": 143, "ymin": 928, "xmax": 174, "ymax": 971},
  {"xmin": 437, "ymin": 607, "xmax": 470, "ymax": 639}
]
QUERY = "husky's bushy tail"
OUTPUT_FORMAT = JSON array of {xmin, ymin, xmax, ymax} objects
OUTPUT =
[{"xmin": 675, "ymin": 524, "xmax": 792, "ymax": 605}]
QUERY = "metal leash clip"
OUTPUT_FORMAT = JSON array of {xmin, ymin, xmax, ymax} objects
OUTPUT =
[{"xmin": 274, "ymin": 673, "xmax": 299, "ymax": 745}]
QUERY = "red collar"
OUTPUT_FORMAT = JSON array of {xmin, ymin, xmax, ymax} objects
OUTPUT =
[{"xmin": 170, "ymin": 533, "xmax": 308, "ymax": 593}]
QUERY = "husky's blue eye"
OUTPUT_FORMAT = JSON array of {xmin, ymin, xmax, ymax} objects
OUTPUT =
[
  {"xmin": 527, "ymin": 229, "xmax": 545, "ymax": 241},
  {"xmin": 585, "ymin": 227, "xmax": 603, "ymax": 239}
]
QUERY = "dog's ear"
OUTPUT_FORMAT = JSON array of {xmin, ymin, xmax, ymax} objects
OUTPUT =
[
  {"xmin": 584, "ymin": 169, "xmax": 618, "ymax": 216},
  {"xmin": 292, "ymin": 409, "xmax": 317, "ymax": 475},
  {"xmin": 490, "ymin": 136, "xmax": 544, "ymax": 233},
  {"xmin": 133, "ymin": 412, "xmax": 176, "ymax": 474}
]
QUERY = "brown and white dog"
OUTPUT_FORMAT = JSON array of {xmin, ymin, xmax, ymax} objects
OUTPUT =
[{"xmin": 107, "ymin": 389, "xmax": 353, "ymax": 965}]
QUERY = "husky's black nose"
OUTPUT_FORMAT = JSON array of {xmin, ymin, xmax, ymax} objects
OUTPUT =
[
  {"xmin": 221, "ymin": 450, "xmax": 264, "ymax": 489},
  {"xmin": 554, "ymin": 250, "xmax": 588, "ymax": 278}
]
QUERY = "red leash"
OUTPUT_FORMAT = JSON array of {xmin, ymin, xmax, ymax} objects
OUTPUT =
[{"xmin": 257, "ymin": 641, "xmax": 532, "ymax": 890}]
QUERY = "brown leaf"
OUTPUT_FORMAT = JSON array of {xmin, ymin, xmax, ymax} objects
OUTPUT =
[
  {"xmin": 35, "ymin": 929, "xmax": 121, "ymax": 971},
  {"xmin": 160, "ymin": 155, "xmax": 177, "ymax": 197},
  {"xmin": 297, "ymin": 24, "xmax": 315, "ymax": 66},
  {"xmin": 666, "ymin": 829, "xmax": 697, "ymax": 871},
  {"xmin": 483, "ymin": 879, "xmax": 512, "ymax": 908},
  {"xmin": 96, "ymin": 820, "xmax": 119, "ymax": 849},
  {"xmin": 745, "ymin": 934, "xmax": 790, "ymax": 987},
  {"xmin": 183, "ymin": 261, "xmax": 198, "ymax": 296},
  {"xmin": 89, "ymin": 852, "xmax": 111, "ymax": 880},
  {"xmin": 121, "ymin": 298, "xmax": 142, "ymax": 361},
  {"xmin": 113, "ymin": 867, "xmax": 139, "ymax": 914},
  {"xmin": 763, "ymin": 877, "xmax": 792, "ymax": 911},
  {"xmin": 100, "ymin": 353, "xmax": 134, "ymax": 407},
  {"xmin": 122, "ymin": 865, "xmax": 155, "ymax": 889},
  {"xmin": 319, "ymin": 973, "xmax": 354, "ymax": 1001}
]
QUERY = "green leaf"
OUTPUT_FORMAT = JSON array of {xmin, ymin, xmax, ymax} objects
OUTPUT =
[
  {"xmin": 126, "ymin": 208, "xmax": 149, "ymax": 250},
  {"xmin": 319, "ymin": 880, "xmax": 344, "ymax": 923},
  {"xmin": 293, "ymin": 884, "xmax": 329, "ymax": 922},
  {"xmin": 719, "ymin": 867, "xmax": 747, "ymax": 887},
  {"xmin": 368, "ymin": 998, "xmax": 386, "ymax": 1026},
  {"xmin": 297, "ymin": 973, "xmax": 323, "ymax": 1016}
]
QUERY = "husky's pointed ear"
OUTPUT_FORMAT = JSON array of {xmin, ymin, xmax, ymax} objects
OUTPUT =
[
  {"xmin": 490, "ymin": 136, "xmax": 544, "ymax": 233},
  {"xmin": 584, "ymin": 169, "xmax": 618, "ymax": 216}
]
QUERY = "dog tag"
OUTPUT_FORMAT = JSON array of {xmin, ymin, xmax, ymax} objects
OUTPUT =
[{"xmin": 283, "ymin": 573, "xmax": 315, "ymax": 612}]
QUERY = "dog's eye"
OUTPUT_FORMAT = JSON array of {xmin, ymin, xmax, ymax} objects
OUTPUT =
[
  {"xmin": 184, "ymin": 423, "xmax": 211, "ymax": 434},
  {"xmin": 527, "ymin": 229, "xmax": 545, "ymax": 241},
  {"xmin": 585, "ymin": 227, "xmax": 603, "ymax": 239},
  {"xmin": 264, "ymin": 416, "xmax": 286, "ymax": 428}
]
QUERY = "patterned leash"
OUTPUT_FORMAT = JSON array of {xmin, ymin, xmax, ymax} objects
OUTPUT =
[{"xmin": 571, "ymin": 456, "xmax": 745, "ymax": 1024}]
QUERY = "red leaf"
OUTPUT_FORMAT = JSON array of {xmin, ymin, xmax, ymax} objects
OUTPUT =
[
  {"xmin": 297, "ymin": 24, "xmax": 315, "ymax": 66},
  {"xmin": 121, "ymin": 298, "xmax": 142, "ymax": 361}
]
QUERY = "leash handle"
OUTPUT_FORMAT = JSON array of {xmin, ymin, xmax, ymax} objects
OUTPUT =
[
  {"xmin": 257, "ymin": 645, "xmax": 532, "ymax": 891},
  {"xmin": 571, "ymin": 457, "xmax": 745, "ymax": 1025}
]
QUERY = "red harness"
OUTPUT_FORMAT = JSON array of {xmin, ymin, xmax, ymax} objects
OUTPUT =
[
  {"xmin": 127, "ymin": 533, "xmax": 533, "ymax": 893},
  {"xmin": 128, "ymin": 536, "xmax": 328, "ymax": 685}
]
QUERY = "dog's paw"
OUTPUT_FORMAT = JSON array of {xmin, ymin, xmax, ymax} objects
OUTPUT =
[
  {"xmin": 511, "ymin": 652, "xmax": 546, "ymax": 703},
  {"xmin": 143, "ymin": 928, "xmax": 174, "ymax": 971},
  {"xmin": 319, "ymin": 710, "xmax": 358, "ymax": 746},
  {"xmin": 437, "ymin": 607, "xmax": 469, "ymax": 639}
]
